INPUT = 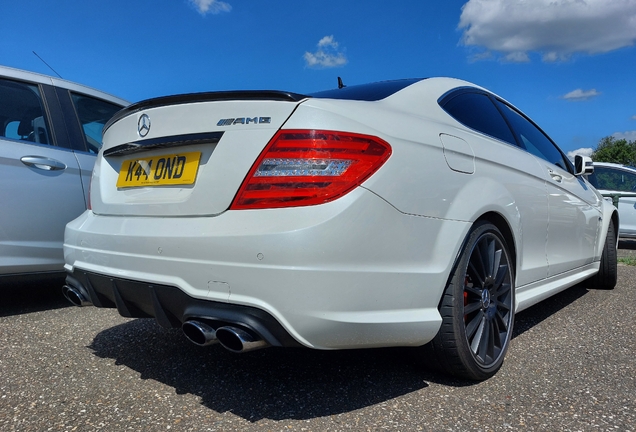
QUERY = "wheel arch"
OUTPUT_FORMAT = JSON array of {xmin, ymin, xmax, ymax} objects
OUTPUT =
[
  {"xmin": 474, "ymin": 212, "xmax": 517, "ymax": 276},
  {"xmin": 438, "ymin": 210, "xmax": 518, "ymax": 312},
  {"xmin": 596, "ymin": 200, "xmax": 620, "ymax": 258}
]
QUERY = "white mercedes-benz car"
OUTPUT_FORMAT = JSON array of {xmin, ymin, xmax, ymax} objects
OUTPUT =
[{"xmin": 63, "ymin": 78, "xmax": 618, "ymax": 380}]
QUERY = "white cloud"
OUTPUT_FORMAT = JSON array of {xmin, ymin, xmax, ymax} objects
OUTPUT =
[
  {"xmin": 318, "ymin": 35, "xmax": 338, "ymax": 49},
  {"xmin": 189, "ymin": 0, "xmax": 231, "ymax": 15},
  {"xmin": 504, "ymin": 51, "xmax": 530, "ymax": 63},
  {"xmin": 567, "ymin": 147, "xmax": 594, "ymax": 161},
  {"xmin": 459, "ymin": 0, "xmax": 636, "ymax": 62},
  {"xmin": 632, "ymin": 115, "xmax": 636, "ymax": 121},
  {"xmin": 562, "ymin": 88, "xmax": 601, "ymax": 101},
  {"xmin": 304, "ymin": 35, "xmax": 348, "ymax": 68},
  {"xmin": 613, "ymin": 131, "xmax": 636, "ymax": 141}
]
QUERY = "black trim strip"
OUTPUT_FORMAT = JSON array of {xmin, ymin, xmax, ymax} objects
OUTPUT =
[
  {"xmin": 105, "ymin": 90, "xmax": 308, "ymax": 132},
  {"xmin": 103, "ymin": 131, "xmax": 224, "ymax": 157},
  {"xmin": 65, "ymin": 270, "xmax": 302, "ymax": 348}
]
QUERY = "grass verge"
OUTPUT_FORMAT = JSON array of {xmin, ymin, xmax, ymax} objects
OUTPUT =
[{"xmin": 618, "ymin": 256, "xmax": 636, "ymax": 266}]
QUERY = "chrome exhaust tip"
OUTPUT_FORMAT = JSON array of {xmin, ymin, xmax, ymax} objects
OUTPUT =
[
  {"xmin": 62, "ymin": 284, "xmax": 92, "ymax": 307},
  {"xmin": 182, "ymin": 320, "xmax": 219, "ymax": 347},
  {"xmin": 215, "ymin": 326, "xmax": 268, "ymax": 353}
]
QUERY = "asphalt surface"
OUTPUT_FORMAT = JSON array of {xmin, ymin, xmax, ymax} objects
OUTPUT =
[{"xmin": 1, "ymin": 264, "xmax": 634, "ymax": 431}]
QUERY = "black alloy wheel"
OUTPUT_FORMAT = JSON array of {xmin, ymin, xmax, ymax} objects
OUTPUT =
[{"xmin": 424, "ymin": 221, "xmax": 515, "ymax": 381}]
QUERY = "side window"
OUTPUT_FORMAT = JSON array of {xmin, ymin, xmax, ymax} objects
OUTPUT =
[
  {"xmin": 71, "ymin": 93, "xmax": 122, "ymax": 153},
  {"xmin": 496, "ymin": 100, "xmax": 569, "ymax": 171},
  {"xmin": 593, "ymin": 166, "xmax": 636, "ymax": 192},
  {"xmin": 0, "ymin": 78, "xmax": 51, "ymax": 145},
  {"xmin": 441, "ymin": 91, "xmax": 516, "ymax": 145}
]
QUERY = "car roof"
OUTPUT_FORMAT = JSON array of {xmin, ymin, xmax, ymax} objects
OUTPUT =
[
  {"xmin": 0, "ymin": 65, "xmax": 129, "ymax": 107},
  {"xmin": 593, "ymin": 161, "xmax": 636, "ymax": 171},
  {"xmin": 308, "ymin": 77, "xmax": 497, "ymax": 103}
]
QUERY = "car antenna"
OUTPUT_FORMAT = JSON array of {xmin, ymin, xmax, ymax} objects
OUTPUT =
[
  {"xmin": 32, "ymin": 51, "xmax": 63, "ymax": 79},
  {"xmin": 337, "ymin": 76, "xmax": 346, "ymax": 89}
]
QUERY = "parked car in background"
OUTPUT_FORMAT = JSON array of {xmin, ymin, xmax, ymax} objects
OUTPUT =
[
  {"xmin": 588, "ymin": 161, "xmax": 636, "ymax": 238},
  {"xmin": 63, "ymin": 78, "xmax": 617, "ymax": 381},
  {"xmin": 0, "ymin": 65, "xmax": 128, "ymax": 285}
]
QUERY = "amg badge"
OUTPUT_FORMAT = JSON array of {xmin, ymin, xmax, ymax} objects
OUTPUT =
[{"xmin": 217, "ymin": 117, "xmax": 271, "ymax": 126}]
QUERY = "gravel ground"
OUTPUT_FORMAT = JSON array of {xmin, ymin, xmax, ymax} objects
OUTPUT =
[{"xmin": 1, "ymin": 264, "xmax": 634, "ymax": 431}]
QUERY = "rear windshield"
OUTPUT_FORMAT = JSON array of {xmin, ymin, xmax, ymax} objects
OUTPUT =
[{"xmin": 309, "ymin": 78, "xmax": 424, "ymax": 101}]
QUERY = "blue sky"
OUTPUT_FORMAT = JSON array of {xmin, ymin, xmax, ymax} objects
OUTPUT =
[{"xmin": 3, "ymin": 0, "xmax": 636, "ymax": 156}]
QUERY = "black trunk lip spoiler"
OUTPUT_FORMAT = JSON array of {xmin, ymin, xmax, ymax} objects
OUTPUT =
[{"xmin": 104, "ymin": 90, "xmax": 310, "ymax": 133}]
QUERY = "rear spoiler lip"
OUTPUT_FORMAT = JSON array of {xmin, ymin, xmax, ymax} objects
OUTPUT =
[{"xmin": 104, "ymin": 90, "xmax": 310, "ymax": 133}]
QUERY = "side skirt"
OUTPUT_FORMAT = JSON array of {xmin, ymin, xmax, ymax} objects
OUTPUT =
[{"xmin": 515, "ymin": 262, "xmax": 600, "ymax": 313}]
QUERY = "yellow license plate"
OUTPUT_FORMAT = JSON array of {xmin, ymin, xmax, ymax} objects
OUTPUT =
[{"xmin": 116, "ymin": 152, "xmax": 201, "ymax": 188}]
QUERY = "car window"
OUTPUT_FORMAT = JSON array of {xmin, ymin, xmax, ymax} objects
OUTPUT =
[
  {"xmin": 440, "ymin": 91, "xmax": 517, "ymax": 145},
  {"xmin": 496, "ymin": 100, "xmax": 570, "ymax": 171},
  {"xmin": 71, "ymin": 93, "xmax": 122, "ymax": 153},
  {"xmin": 591, "ymin": 166, "xmax": 636, "ymax": 191},
  {"xmin": 309, "ymin": 79, "xmax": 425, "ymax": 101},
  {"xmin": 0, "ymin": 78, "xmax": 51, "ymax": 145}
]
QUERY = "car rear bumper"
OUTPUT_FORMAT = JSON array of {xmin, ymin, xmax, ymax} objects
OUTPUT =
[
  {"xmin": 63, "ymin": 188, "xmax": 470, "ymax": 349},
  {"xmin": 63, "ymin": 269, "xmax": 302, "ymax": 348}
]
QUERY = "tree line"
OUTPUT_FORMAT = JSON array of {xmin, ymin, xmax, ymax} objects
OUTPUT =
[{"xmin": 592, "ymin": 136, "xmax": 636, "ymax": 166}]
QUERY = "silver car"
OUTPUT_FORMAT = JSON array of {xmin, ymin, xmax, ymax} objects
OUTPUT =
[
  {"xmin": 588, "ymin": 161, "xmax": 636, "ymax": 238},
  {"xmin": 0, "ymin": 66, "xmax": 127, "ymax": 284}
]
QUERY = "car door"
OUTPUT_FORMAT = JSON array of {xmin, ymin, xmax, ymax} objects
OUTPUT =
[
  {"xmin": 52, "ymin": 87, "xmax": 125, "ymax": 207},
  {"xmin": 439, "ymin": 89, "xmax": 550, "ymax": 286},
  {"xmin": 0, "ymin": 77, "xmax": 86, "ymax": 275},
  {"xmin": 496, "ymin": 100, "xmax": 601, "ymax": 276},
  {"xmin": 542, "ymin": 164, "xmax": 601, "ymax": 275}
]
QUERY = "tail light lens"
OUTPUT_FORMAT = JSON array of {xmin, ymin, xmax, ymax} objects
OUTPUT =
[{"xmin": 230, "ymin": 130, "xmax": 392, "ymax": 209}]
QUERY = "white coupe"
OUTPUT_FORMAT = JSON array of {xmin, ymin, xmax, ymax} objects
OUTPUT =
[{"xmin": 63, "ymin": 78, "xmax": 618, "ymax": 380}]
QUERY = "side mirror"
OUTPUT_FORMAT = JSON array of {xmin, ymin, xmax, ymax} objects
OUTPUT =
[{"xmin": 574, "ymin": 155, "xmax": 594, "ymax": 176}]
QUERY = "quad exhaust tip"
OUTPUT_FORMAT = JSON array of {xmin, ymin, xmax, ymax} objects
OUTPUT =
[
  {"xmin": 182, "ymin": 320, "xmax": 268, "ymax": 353},
  {"xmin": 62, "ymin": 285, "xmax": 92, "ymax": 307},
  {"xmin": 215, "ymin": 326, "xmax": 268, "ymax": 353},
  {"xmin": 182, "ymin": 320, "xmax": 219, "ymax": 347}
]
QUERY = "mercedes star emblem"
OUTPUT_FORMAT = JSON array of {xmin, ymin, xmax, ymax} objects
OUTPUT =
[{"xmin": 138, "ymin": 114, "xmax": 151, "ymax": 137}]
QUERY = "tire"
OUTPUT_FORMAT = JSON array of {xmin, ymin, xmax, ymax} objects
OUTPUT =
[
  {"xmin": 422, "ymin": 221, "xmax": 515, "ymax": 381},
  {"xmin": 590, "ymin": 218, "xmax": 617, "ymax": 290}
]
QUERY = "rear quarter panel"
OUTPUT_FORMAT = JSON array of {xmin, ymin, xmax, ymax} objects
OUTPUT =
[{"xmin": 286, "ymin": 98, "xmax": 551, "ymax": 287}]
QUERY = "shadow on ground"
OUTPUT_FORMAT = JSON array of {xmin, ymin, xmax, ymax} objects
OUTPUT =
[
  {"xmin": 88, "ymin": 280, "xmax": 596, "ymax": 421},
  {"xmin": 0, "ymin": 275, "xmax": 69, "ymax": 317},
  {"xmin": 618, "ymin": 239, "xmax": 636, "ymax": 251},
  {"xmin": 90, "ymin": 321, "xmax": 433, "ymax": 421}
]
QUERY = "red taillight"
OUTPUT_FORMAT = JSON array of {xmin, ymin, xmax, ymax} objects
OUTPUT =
[{"xmin": 230, "ymin": 130, "xmax": 392, "ymax": 209}]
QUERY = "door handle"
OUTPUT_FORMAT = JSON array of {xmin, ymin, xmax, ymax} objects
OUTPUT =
[
  {"xmin": 20, "ymin": 156, "xmax": 67, "ymax": 171},
  {"xmin": 548, "ymin": 170, "xmax": 562, "ymax": 183}
]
